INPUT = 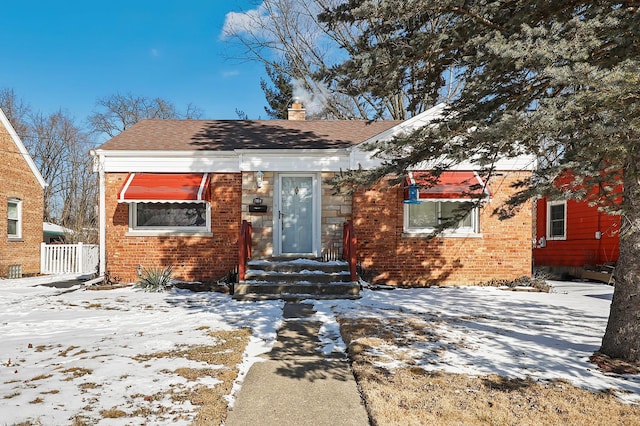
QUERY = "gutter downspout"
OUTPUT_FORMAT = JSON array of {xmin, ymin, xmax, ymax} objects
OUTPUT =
[{"xmin": 91, "ymin": 150, "xmax": 107, "ymax": 278}]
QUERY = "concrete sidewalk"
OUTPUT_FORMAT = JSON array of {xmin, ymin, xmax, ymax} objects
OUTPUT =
[{"xmin": 225, "ymin": 302, "xmax": 369, "ymax": 426}]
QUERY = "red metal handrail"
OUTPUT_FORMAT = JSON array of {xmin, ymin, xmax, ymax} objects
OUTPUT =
[
  {"xmin": 342, "ymin": 220, "xmax": 357, "ymax": 282},
  {"xmin": 238, "ymin": 220, "xmax": 252, "ymax": 282}
]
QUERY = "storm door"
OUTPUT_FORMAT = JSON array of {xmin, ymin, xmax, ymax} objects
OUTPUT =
[{"xmin": 276, "ymin": 174, "xmax": 319, "ymax": 255}]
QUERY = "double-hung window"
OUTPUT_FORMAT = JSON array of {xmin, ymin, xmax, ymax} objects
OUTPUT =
[
  {"xmin": 403, "ymin": 171, "xmax": 488, "ymax": 236},
  {"xmin": 546, "ymin": 200, "xmax": 566, "ymax": 240},
  {"xmin": 405, "ymin": 200, "xmax": 479, "ymax": 235},
  {"xmin": 7, "ymin": 198, "xmax": 22, "ymax": 239}
]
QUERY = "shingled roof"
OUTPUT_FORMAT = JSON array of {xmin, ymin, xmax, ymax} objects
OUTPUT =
[{"xmin": 98, "ymin": 119, "xmax": 403, "ymax": 151}]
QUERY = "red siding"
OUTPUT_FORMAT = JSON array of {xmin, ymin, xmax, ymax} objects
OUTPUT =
[{"xmin": 533, "ymin": 198, "xmax": 619, "ymax": 267}]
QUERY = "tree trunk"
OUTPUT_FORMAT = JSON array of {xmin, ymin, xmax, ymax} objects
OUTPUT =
[{"xmin": 600, "ymin": 154, "xmax": 640, "ymax": 362}]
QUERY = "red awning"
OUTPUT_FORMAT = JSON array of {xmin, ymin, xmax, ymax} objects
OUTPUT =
[
  {"xmin": 118, "ymin": 173, "xmax": 211, "ymax": 203},
  {"xmin": 405, "ymin": 171, "xmax": 491, "ymax": 200}
]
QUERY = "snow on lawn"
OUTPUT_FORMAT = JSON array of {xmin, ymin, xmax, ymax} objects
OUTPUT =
[
  {"xmin": 314, "ymin": 280, "xmax": 640, "ymax": 404},
  {"xmin": 0, "ymin": 280, "xmax": 283, "ymax": 425},
  {"xmin": 2, "ymin": 277, "xmax": 639, "ymax": 424}
]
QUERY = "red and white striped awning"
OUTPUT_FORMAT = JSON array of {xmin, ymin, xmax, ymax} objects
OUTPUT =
[
  {"xmin": 117, "ymin": 173, "xmax": 211, "ymax": 203},
  {"xmin": 405, "ymin": 171, "xmax": 491, "ymax": 200}
]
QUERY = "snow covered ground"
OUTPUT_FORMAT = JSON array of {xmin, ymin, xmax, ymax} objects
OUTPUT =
[
  {"xmin": 0, "ymin": 276, "xmax": 638, "ymax": 424},
  {"xmin": 315, "ymin": 280, "xmax": 640, "ymax": 404},
  {"xmin": 0, "ymin": 278, "xmax": 283, "ymax": 425}
]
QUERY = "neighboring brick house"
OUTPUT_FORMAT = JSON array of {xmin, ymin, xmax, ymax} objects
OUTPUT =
[
  {"xmin": 92, "ymin": 103, "xmax": 535, "ymax": 286},
  {"xmin": 0, "ymin": 108, "xmax": 46, "ymax": 278}
]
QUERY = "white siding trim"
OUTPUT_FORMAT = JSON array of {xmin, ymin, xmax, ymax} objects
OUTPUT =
[
  {"xmin": 239, "ymin": 152, "xmax": 350, "ymax": 172},
  {"xmin": 118, "ymin": 173, "xmax": 136, "ymax": 202},
  {"xmin": 95, "ymin": 150, "xmax": 240, "ymax": 173},
  {"xmin": 94, "ymin": 149, "xmax": 353, "ymax": 173}
]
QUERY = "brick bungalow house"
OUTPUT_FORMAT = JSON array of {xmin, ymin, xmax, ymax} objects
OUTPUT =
[
  {"xmin": 92, "ymin": 103, "xmax": 534, "ymax": 289},
  {"xmin": 0, "ymin": 108, "xmax": 46, "ymax": 278}
]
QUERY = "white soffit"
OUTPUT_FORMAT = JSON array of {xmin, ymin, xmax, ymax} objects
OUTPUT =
[
  {"xmin": 238, "ymin": 149, "xmax": 350, "ymax": 172},
  {"xmin": 409, "ymin": 156, "xmax": 537, "ymax": 171},
  {"xmin": 96, "ymin": 150, "xmax": 239, "ymax": 173},
  {"xmin": 359, "ymin": 103, "xmax": 447, "ymax": 147},
  {"xmin": 95, "ymin": 149, "xmax": 352, "ymax": 173}
]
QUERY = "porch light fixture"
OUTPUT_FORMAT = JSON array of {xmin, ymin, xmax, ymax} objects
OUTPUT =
[
  {"xmin": 253, "ymin": 197, "xmax": 263, "ymax": 205},
  {"xmin": 256, "ymin": 171, "xmax": 264, "ymax": 188}
]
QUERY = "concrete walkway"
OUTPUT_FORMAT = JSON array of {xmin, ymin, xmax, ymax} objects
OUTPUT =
[{"xmin": 225, "ymin": 302, "xmax": 369, "ymax": 426}]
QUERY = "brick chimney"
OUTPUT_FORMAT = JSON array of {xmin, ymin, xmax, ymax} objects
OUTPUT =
[{"xmin": 287, "ymin": 100, "xmax": 306, "ymax": 120}]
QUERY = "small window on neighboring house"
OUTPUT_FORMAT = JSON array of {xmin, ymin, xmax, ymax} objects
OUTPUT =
[
  {"xmin": 130, "ymin": 202, "xmax": 210, "ymax": 232},
  {"xmin": 405, "ymin": 200, "xmax": 479, "ymax": 235},
  {"xmin": 7, "ymin": 198, "xmax": 22, "ymax": 239},
  {"xmin": 547, "ymin": 200, "xmax": 567, "ymax": 240}
]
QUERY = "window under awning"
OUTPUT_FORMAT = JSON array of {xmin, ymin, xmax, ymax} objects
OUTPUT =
[
  {"xmin": 405, "ymin": 171, "xmax": 491, "ymax": 200},
  {"xmin": 118, "ymin": 173, "xmax": 211, "ymax": 203}
]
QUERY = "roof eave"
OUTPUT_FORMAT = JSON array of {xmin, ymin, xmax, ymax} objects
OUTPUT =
[
  {"xmin": 356, "ymin": 103, "xmax": 447, "ymax": 148},
  {"xmin": 234, "ymin": 148, "xmax": 349, "ymax": 155},
  {"xmin": 92, "ymin": 149, "xmax": 238, "ymax": 157},
  {"xmin": 93, "ymin": 147, "xmax": 351, "ymax": 157}
]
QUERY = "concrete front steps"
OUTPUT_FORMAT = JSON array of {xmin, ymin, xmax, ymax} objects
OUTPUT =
[{"xmin": 233, "ymin": 258, "xmax": 360, "ymax": 300}]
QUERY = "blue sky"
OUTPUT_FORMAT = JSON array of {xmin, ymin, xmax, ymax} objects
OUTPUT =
[{"xmin": 0, "ymin": 1, "xmax": 269, "ymax": 129}]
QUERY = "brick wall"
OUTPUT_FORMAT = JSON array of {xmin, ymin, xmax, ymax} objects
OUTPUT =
[
  {"xmin": 353, "ymin": 171, "xmax": 533, "ymax": 286},
  {"xmin": 105, "ymin": 172, "xmax": 242, "ymax": 283},
  {"xmin": 0, "ymin": 123, "xmax": 44, "ymax": 277},
  {"xmin": 104, "ymin": 169, "xmax": 531, "ymax": 285}
]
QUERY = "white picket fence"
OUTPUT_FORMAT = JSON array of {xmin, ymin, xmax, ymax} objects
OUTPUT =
[{"xmin": 40, "ymin": 243, "xmax": 99, "ymax": 275}]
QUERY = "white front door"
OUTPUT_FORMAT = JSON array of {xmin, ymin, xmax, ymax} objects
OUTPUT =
[{"xmin": 275, "ymin": 174, "xmax": 319, "ymax": 256}]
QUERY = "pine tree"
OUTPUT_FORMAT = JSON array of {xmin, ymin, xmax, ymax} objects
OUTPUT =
[
  {"xmin": 319, "ymin": 0, "xmax": 459, "ymax": 118},
  {"xmin": 224, "ymin": 0, "xmax": 451, "ymax": 118},
  {"xmin": 260, "ymin": 61, "xmax": 294, "ymax": 119},
  {"xmin": 323, "ymin": 1, "xmax": 640, "ymax": 361}
]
